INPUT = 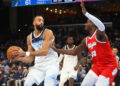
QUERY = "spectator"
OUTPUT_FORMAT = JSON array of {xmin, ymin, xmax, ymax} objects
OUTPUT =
[{"xmin": 15, "ymin": 65, "xmax": 23, "ymax": 86}]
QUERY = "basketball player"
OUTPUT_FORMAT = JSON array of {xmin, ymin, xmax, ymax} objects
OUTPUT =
[
  {"xmin": 12, "ymin": 16, "xmax": 59, "ymax": 86},
  {"xmin": 52, "ymin": 0, "xmax": 118, "ymax": 86},
  {"xmin": 59, "ymin": 37, "xmax": 78, "ymax": 86}
]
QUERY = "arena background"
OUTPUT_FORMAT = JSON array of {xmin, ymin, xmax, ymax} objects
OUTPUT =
[{"xmin": 0, "ymin": 0, "xmax": 120, "ymax": 86}]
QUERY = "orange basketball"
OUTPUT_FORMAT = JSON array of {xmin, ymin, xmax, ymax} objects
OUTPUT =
[{"xmin": 7, "ymin": 46, "xmax": 20, "ymax": 60}]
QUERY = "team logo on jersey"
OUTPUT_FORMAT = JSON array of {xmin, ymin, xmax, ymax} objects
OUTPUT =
[{"xmin": 88, "ymin": 42, "xmax": 96, "ymax": 49}]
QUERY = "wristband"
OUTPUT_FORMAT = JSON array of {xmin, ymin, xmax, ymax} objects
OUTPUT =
[{"xmin": 26, "ymin": 51, "xmax": 30, "ymax": 57}]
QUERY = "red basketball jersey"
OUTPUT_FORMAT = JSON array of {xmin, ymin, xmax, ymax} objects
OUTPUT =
[{"xmin": 86, "ymin": 30, "xmax": 117, "ymax": 66}]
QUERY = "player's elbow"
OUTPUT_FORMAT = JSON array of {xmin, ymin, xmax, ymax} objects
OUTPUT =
[
  {"xmin": 98, "ymin": 23, "xmax": 105, "ymax": 31},
  {"xmin": 25, "ymin": 57, "xmax": 34, "ymax": 63},
  {"xmin": 42, "ymin": 50, "xmax": 49, "ymax": 56}
]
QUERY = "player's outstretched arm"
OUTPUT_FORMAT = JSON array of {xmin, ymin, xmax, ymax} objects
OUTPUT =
[
  {"xmin": 74, "ymin": 53, "xmax": 83, "ymax": 70},
  {"xmin": 81, "ymin": 0, "xmax": 107, "ymax": 42},
  {"xmin": 52, "ymin": 38, "xmax": 86, "ymax": 55}
]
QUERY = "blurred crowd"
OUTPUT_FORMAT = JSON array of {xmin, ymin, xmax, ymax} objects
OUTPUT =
[{"xmin": 0, "ymin": 26, "xmax": 120, "ymax": 86}]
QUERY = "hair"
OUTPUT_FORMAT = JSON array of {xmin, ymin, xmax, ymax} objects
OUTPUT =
[
  {"xmin": 33, "ymin": 14, "xmax": 44, "ymax": 21},
  {"xmin": 67, "ymin": 36, "xmax": 73, "ymax": 39},
  {"xmin": 66, "ymin": 36, "xmax": 74, "ymax": 42}
]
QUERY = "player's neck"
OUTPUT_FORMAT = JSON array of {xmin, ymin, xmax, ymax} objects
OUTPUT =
[
  {"xmin": 34, "ymin": 29, "xmax": 42, "ymax": 37},
  {"xmin": 89, "ymin": 27, "xmax": 96, "ymax": 36},
  {"xmin": 68, "ymin": 44, "xmax": 74, "ymax": 49}
]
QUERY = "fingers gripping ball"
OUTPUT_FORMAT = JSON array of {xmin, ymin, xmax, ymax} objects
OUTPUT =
[{"xmin": 7, "ymin": 46, "xmax": 20, "ymax": 60}]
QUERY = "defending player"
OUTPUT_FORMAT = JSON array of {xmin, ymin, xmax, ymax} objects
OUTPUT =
[{"xmin": 52, "ymin": 0, "xmax": 118, "ymax": 86}]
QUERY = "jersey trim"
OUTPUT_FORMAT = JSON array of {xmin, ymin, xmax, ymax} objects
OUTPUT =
[
  {"xmin": 89, "ymin": 30, "xmax": 97, "ymax": 39},
  {"xmin": 66, "ymin": 45, "xmax": 76, "ymax": 50},
  {"xmin": 95, "ymin": 36, "xmax": 106, "ymax": 44},
  {"xmin": 33, "ymin": 30, "xmax": 44, "ymax": 38}
]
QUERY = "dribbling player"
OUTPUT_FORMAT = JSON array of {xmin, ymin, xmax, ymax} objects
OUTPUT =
[
  {"xmin": 52, "ymin": 0, "xmax": 118, "ymax": 86},
  {"xmin": 12, "ymin": 16, "xmax": 59, "ymax": 86}
]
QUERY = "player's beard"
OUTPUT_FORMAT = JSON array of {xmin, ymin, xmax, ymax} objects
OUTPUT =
[{"xmin": 36, "ymin": 25, "xmax": 44, "ymax": 31}]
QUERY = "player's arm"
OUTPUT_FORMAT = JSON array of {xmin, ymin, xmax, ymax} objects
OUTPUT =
[
  {"xmin": 16, "ymin": 29, "xmax": 54, "ymax": 57},
  {"xmin": 118, "ymin": 61, "xmax": 120, "ymax": 70},
  {"xmin": 52, "ymin": 38, "xmax": 86, "ymax": 55},
  {"xmin": 13, "ymin": 35, "xmax": 34, "ymax": 63},
  {"xmin": 74, "ymin": 53, "xmax": 83, "ymax": 70},
  {"xmin": 80, "ymin": 0, "xmax": 107, "ymax": 42},
  {"xmin": 29, "ymin": 29, "xmax": 54, "ymax": 56}
]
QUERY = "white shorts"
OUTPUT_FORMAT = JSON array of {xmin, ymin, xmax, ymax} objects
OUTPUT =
[
  {"xmin": 59, "ymin": 68, "xmax": 77, "ymax": 84},
  {"xmin": 24, "ymin": 60, "xmax": 59, "ymax": 86}
]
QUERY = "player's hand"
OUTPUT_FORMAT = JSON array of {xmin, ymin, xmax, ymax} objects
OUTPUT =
[
  {"xmin": 80, "ymin": 0, "xmax": 87, "ymax": 14},
  {"xmin": 11, "ymin": 57, "xmax": 22, "ymax": 63},
  {"xmin": 12, "ymin": 49, "xmax": 19, "ymax": 56},
  {"xmin": 12, "ymin": 48, "xmax": 26, "ymax": 57},
  {"xmin": 51, "ymin": 42, "xmax": 57, "ymax": 51},
  {"xmin": 17, "ymin": 48, "xmax": 26, "ymax": 57}
]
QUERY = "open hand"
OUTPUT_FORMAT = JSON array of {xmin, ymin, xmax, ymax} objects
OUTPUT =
[{"xmin": 80, "ymin": 0, "xmax": 87, "ymax": 14}]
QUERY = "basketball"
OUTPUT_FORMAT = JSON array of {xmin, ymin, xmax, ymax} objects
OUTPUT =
[{"xmin": 7, "ymin": 46, "xmax": 20, "ymax": 60}]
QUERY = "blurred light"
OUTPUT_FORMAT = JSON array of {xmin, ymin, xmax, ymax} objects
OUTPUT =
[
  {"xmin": 50, "ymin": 9, "xmax": 53, "ymax": 12},
  {"xmin": 55, "ymin": 10, "xmax": 57, "ymax": 13},
  {"xmin": 18, "ymin": 29, "xmax": 21, "ymax": 32},
  {"xmin": 64, "ymin": 11, "xmax": 66, "ymax": 13},
  {"xmin": 55, "ymin": 8, "xmax": 57, "ymax": 11},
  {"xmin": 59, "ymin": 10, "xmax": 62, "ymax": 12},
  {"xmin": 46, "ymin": 7, "xmax": 49, "ymax": 11},
  {"xmin": 59, "ymin": 12, "xmax": 62, "ymax": 14},
  {"xmin": 25, "ymin": 24, "xmax": 27, "ymax": 27}
]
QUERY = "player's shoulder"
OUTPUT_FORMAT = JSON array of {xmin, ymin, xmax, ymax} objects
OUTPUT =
[
  {"xmin": 26, "ymin": 34, "xmax": 31, "ymax": 45},
  {"xmin": 44, "ymin": 28, "xmax": 54, "ymax": 36},
  {"xmin": 45, "ymin": 28, "xmax": 53, "ymax": 33},
  {"xmin": 27, "ymin": 34, "xmax": 31, "ymax": 39}
]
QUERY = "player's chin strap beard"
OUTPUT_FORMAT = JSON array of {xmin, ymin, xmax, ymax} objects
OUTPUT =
[{"xmin": 36, "ymin": 25, "xmax": 44, "ymax": 31}]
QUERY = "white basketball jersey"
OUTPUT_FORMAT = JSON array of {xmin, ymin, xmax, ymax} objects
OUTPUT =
[
  {"xmin": 30, "ymin": 29, "xmax": 58, "ymax": 64},
  {"xmin": 59, "ymin": 45, "xmax": 78, "ymax": 69}
]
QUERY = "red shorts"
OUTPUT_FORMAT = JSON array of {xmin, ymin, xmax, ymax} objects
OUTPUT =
[{"xmin": 91, "ymin": 64, "xmax": 118, "ymax": 86}]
